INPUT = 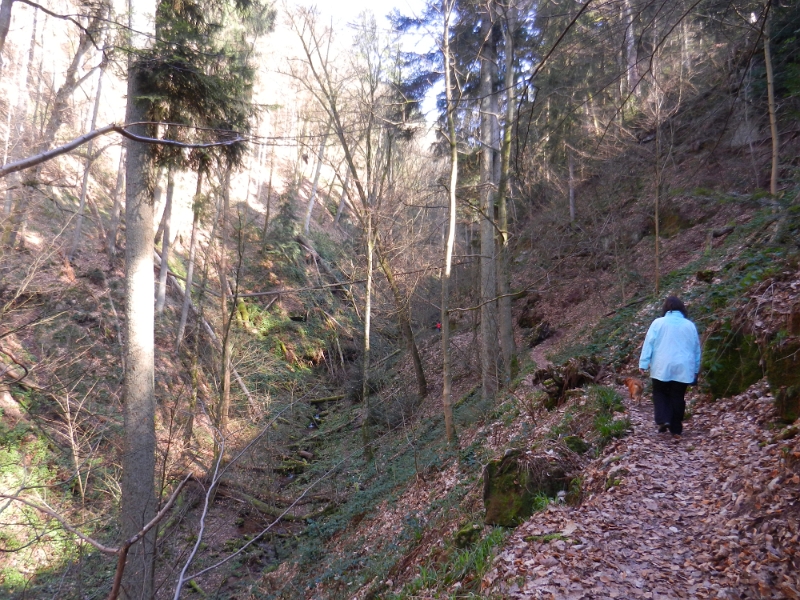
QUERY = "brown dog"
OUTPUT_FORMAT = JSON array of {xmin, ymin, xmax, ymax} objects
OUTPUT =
[{"xmin": 623, "ymin": 377, "xmax": 644, "ymax": 403}]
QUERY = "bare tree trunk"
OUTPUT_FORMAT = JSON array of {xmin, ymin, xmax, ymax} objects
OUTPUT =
[
  {"xmin": 69, "ymin": 61, "xmax": 106, "ymax": 261},
  {"xmin": 624, "ymin": 0, "xmax": 639, "ymax": 97},
  {"xmin": 120, "ymin": 65, "xmax": 156, "ymax": 600},
  {"xmin": 152, "ymin": 168, "xmax": 167, "ymax": 243},
  {"xmin": 764, "ymin": 7, "xmax": 778, "ymax": 195},
  {"xmin": 568, "ymin": 148, "xmax": 576, "ymax": 223},
  {"xmin": 217, "ymin": 166, "xmax": 232, "ymax": 438},
  {"xmin": 6, "ymin": 8, "xmax": 101, "ymax": 246},
  {"xmin": 108, "ymin": 151, "xmax": 125, "ymax": 258},
  {"xmin": 2, "ymin": 7, "xmax": 37, "ymax": 245},
  {"xmin": 155, "ymin": 168, "xmax": 175, "ymax": 315},
  {"xmin": 479, "ymin": 7, "xmax": 498, "ymax": 400},
  {"xmin": 176, "ymin": 170, "xmax": 203, "ymax": 351},
  {"xmin": 0, "ymin": 0, "xmax": 13, "ymax": 67},
  {"xmin": 362, "ymin": 210, "xmax": 373, "ymax": 461},
  {"xmin": 294, "ymin": 116, "xmax": 308, "ymax": 187},
  {"xmin": 375, "ymin": 240, "xmax": 427, "ymax": 400},
  {"xmin": 334, "ymin": 168, "xmax": 350, "ymax": 225},
  {"xmin": 304, "ymin": 120, "xmax": 330, "ymax": 233},
  {"xmin": 654, "ymin": 84, "xmax": 661, "ymax": 296},
  {"xmin": 441, "ymin": 0, "xmax": 457, "ymax": 444},
  {"xmin": 497, "ymin": 4, "xmax": 516, "ymax": 388},
  {"xmin": 261, "ymin": 152, "xmax": 274, "ymax": 246}
]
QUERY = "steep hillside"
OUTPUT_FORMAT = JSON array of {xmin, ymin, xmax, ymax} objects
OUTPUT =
[{"xmin": 2, "ymin": 3, "xmax": 800, "ymax": 598}]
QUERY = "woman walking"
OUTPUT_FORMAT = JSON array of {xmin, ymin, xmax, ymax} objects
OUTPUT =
[{"xmin": 639, "ymin": 296, "xmax": 701, "ymax": 437}]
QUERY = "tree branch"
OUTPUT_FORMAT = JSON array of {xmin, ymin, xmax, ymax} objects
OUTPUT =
[{"xmin": 0, "ymin": 123, "xmax": 244, "ymax": 179}]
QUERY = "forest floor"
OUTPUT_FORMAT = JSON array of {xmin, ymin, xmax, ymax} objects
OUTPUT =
[{"xmin": 482, "ymin": 382, "xmax": 800, "ymax": 599}]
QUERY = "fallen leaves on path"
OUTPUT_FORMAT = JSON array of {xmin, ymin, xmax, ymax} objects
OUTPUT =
[{"xmin": 483, "ymin": 382, "xmax": 800, "ymax": 599}]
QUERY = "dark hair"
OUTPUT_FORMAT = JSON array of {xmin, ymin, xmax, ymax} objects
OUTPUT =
[{"xmin": 662, "ymin": 295, "xmax": 687, "ymax": 317}]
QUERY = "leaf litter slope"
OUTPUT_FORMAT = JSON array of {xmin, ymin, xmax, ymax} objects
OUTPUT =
[{"xmin": 483, "ymin": 381, "xmax": 800, "ymax": 599}]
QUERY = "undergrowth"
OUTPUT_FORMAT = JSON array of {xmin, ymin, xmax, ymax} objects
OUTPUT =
[{"xmin": 388, "ymin": 527, "xmax": 508, "ymax": 599}]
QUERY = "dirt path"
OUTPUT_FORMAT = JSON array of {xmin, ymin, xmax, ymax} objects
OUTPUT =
[{"xmin": 483, "ymin": 383, "xmax": 800, "ymax": 599}]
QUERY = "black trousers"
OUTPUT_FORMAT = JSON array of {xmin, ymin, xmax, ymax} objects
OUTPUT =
[{"xmin": 652, "ymin": 379, "xmax": 688, "ymax": 435}]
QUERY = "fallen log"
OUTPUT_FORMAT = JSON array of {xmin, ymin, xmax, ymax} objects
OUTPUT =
[
  {"xmin": 222, "ymin": 489, "xmax": 335, "ymax": 522},
  {"xmin": 308, "ymin": 394, "xmax": 345, "ymax": 405}
]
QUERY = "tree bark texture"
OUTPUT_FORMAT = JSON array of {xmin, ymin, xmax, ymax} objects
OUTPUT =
[
  {"xmin": 479, "ymin": 7, "xmax": 499, "ymax": 400},
  {"xmin": 362, "ymin": 211, "xmax": 373, "ymax": 460},
  {"xmin": 217, "ymin": 166, "xmax": 232, "ymax": 438},
  {"xmin": 304, "ymin": 120, "xmax": 329, "ymax": 233},
  {"xmin": 176, "ymin": 170, "xmax": 203, "ymax": 351},
  {"xmin": 497, "ymin": 6, "xmax": 516, "ymax": 388},
  {"xmin": 261, "ymin": 152, "xmax": 274, "ymax": 246},
  {"xmin": 69, "ymin": 63, "xmax": 105, "ymax": 261},
  {"xmin": 334, "ymin": 168, "xmax": 350, "ymax": 225},
  {"xmin": 441, "ymin": 0, "xmax": 457, "ymax": 444},
  {"xmin": 764, "ymin": 8, "xmax": 779, "ymax": 195},
  {"xmin": 624, "ymin": 0, "xmax": 640, "ymax": 97},
  {"xmin": 374, "ymin": 240, "xmax": 428, "ymax": 400},
  {"xmin": 568, "ymin": 149, "xmax": 576, "ymax": 223},
  {"xmin": 0, "ymin": 0, "xmax": 13, "ymax": 66},
  {"xmin": 155, "ymin": 168, "xmax": 175, "ymax": 315},
  {"xmin": 6, "ymin": 8, "xmax": 100, "ymax": 246},
  {"xmin": 108, "ymin": 151, "xmax": 126, "ymax": 258},
  {"xmin": 120, "ymin": 65, "xmax": 157, "ymax": 600}
]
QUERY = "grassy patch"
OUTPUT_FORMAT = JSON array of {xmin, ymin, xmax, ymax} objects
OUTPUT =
[{"xmin": 389, "ymin": 527, "xmax": 508, "ymax": 598}]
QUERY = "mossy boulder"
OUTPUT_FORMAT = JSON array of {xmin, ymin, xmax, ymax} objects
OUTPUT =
[
  {"xmin": 523, "ymin": 321, "xmax": 554, "ymax": 348},
  {"xmin": 658, "ymin": 203, "xmax": 695, "ymax": 237},
  {"xmin": 563, "ymin": 435, "xmax": 590, "ymax": 455},
  {"xmin": 702, "ymin": 323, "xmax": 762, "ymax": 399},
  {"xmin": 454, "ymin": 523, "xmax": 483, "ymax": 548},
  {"xmin": 483, "ymin": 450, "xmax": 571, "ymax": 527},
  {"xmin": 765, "ymin": 336, "xmax": 800, "ymax": 423}
]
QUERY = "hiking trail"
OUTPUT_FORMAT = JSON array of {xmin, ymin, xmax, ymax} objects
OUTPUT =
[{"xmin": 482, "ymin": 382, "xmax": 800, "ymax": 599}]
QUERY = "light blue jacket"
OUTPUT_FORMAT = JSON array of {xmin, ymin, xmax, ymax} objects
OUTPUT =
[{"xmin": 639, "ymin": 311, "xmax": 701, "ymax": 383}]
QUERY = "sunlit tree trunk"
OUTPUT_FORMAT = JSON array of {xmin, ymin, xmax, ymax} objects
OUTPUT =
[
  {"xmin": 479, "ymin": 6, "xmax": 498, "ymax": 400},
  {"xmin": 0, "ymin": 0, "xmax": 13, "ymax": 66},
  {"xmin": 304, "ymin": 119, "xmax": 329, "ymax": 233},
  {"xmin": 2, "ymin": 8, "xmax": 37, "ymax": 245},
  {"xmin": 261, "ymin": 152, "xmax": 274, "ymax": 247},
  {"xmin": 497, "ymin": 4, "xmax": 516, "ymax": 388},
  {"xmin": 375, "ymin": 240, "xmax": 427, "ymax": 399},
  {"xmin": 176, "ymin": 170, "xmax": 204, "ymax": 350},
  {"xmin": 362, "ymin": 210, "xmax": 374, "ymax": 460},
  {"xmin": 568, "ymin": 148, "xmax": 576, "ymax": 223},
  {"xmin": 441, "ymin": 0, "xmax": 457, "ymax": 444},
  {"xmin": 69, "ymin": 61, "xmax": 106, "ymax": 261},
  {"xmin": 108, "ymin": 151, "xmax": 125, "ymax": 258},
  {"xmin": 764, "ymin": 6, "xmax": 778, "ymax": 195},
  {"xmin": 217, "ymin": 165, "xmax": 232, "ymax": 438},
  {"xmin": 334, "ymin": 168, "xmax": 350, "ymax": 225},
  {"xmin": 155, "ymin": 168, "xmax": 175, "ymax": 315},
  {"xmin": 120, "ymin": 65, "xmax": 157, "ymax": 600},
  {"xmin": 624, "ymin": 0, "xmax": 639, "ymax": 97}
]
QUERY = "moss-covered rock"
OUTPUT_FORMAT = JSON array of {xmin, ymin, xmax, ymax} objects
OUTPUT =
[
  {"xmin": 454, "ymin": 523, "xmax": 483, "ymax": 548},
  {"xmin": 765, "ymin": 336, "xmax": 800, "ymax": 423},
  {"xmin": 483, "ymin": 450, "xmax": 571, "ymax": 527},
  {"xmin": 523, "ymin": 321, "xmax": 554, "ymax": 348},
  {"xmin": 702, "ymin": 322, "xmax": 762, "ymax": 399},
  {"xmin": 564, "ymin": 435, "xmax": 590, "ymax": 455}
]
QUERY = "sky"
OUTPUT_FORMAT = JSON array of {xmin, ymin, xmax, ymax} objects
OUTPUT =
[
  {"xmin": 321, "ymin": 0, "xmax": 428, "ymax": 26},
  {"xmin": 311, "ymin": 0, "xmax": 442, "ymax": 122}
]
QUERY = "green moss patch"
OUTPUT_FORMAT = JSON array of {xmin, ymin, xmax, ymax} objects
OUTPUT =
[
  {"xmin": 702, "ymin": 322, "xmax": 763, "ymax": 399},
  {"xmin": 765, "ymin": 336, "xmax": 800, "ymax": 422},
  {"xmin": 483, "ymin": 450, "xmax": 572, "ymax": 527}
]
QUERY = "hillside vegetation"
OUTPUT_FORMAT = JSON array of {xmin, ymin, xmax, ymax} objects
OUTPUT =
[{"xmin": 1, "ymin": 0, "xmax": 799, "ymax": 599}]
